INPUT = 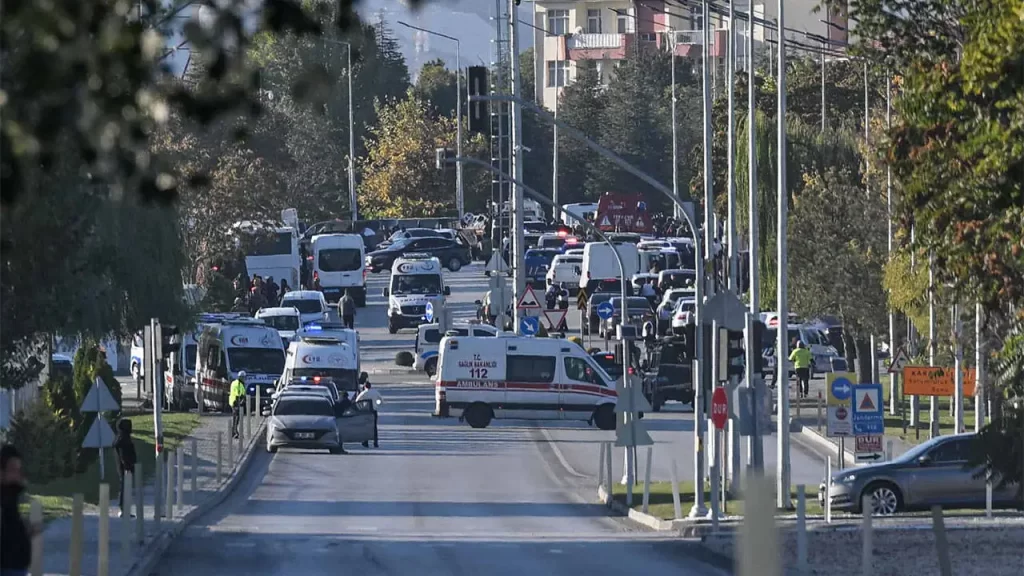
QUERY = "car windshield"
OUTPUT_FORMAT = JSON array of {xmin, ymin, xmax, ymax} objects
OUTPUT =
[
  {"xmin": 661, "ymin": 271, "xmax": 696, "ymax": 288},
  {"xmin": 612, "ymin": 297, "xmax": 651, "ymax": 315},
  {"xmin": 557, "ymin": 257, "xmax": 582, "ymax": 266},
  {"xmin": 393, "ymin": 274, "xmax": 442, "ymax": 295},
  {"xmin": 283, "ymin": 299, "xmax": 322, "ymax": 314},
  {"xmin": 228, "ymin": 348, "xmax": 285, "ymax": 375},
  {"xmin": 184, "ymin": 344, "xmax": 198, "ymax": 372},
  {"xmin": 539, "ymin": 237, "xmax": 565, "ymax": 249},
  {"xmin": 674, "ymin": 300, "xmax": 696, "ymax": 313},
  {"xmin": 591, "ymin": 354, "xmax": 622, "ymax": 379},
  {"xmin": 292, "ymin": 368, "xmax": 357, "ymax": 390},
  {"xmin": 273, "ymin": 399, "xmax": 334, "ymax": 417},
  {"xmin": 664, "ymin": 290, "xmax": 695, "ymax": 305},
  {"xmin": 262, "ymin": 315, "xmax": 300, "ymax": 330},
  {"xmin": 318, "ymin": 248, "xmax": 361, "ymax": 272}
]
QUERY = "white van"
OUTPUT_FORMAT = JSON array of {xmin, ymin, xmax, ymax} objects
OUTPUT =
[
  {"xmin": 255, "ymin": 307, "xmax": 301, "ymax": 348},
  {"xmin": 312, "ymin": 233, "xmax": 367, "ymax": 306},
  {"xmin": 162, "ymin": 327, "xmax": 199, "ymax": 411},
  {"xmin": 580, "ymin": 242, "xmax": 639, "ymax": 294},
  {"xmin": 195, "ymin": 317, "xmax": 286, "ymax": 412},
  {"xmin": 280, "ymin": 290, "xmax": 330, "ymax": 326},
  {"xmin": 545, "ymin": 254, "xmax": 582, "ymax": 290},
  {"xmin": 293, "ymin": 322, "xmax": 361, "ymax": 372},
  {"xmin": 434, "ymin": 335, "xmax": 618, "ymax": 429},
  {"xmin": 383, "ymin": 254, "xmax": 451, "ymax": 334},
  {"xmin": 561, "ymin": 202, "xmax": 599, "ymax": 226},
  {"xmin": 414, "ymin": 322, "xmax": 498, "ymax": 376},
  {"xmin": 280, "ymin": 336, "xmax": 365, "ymax": 396}
]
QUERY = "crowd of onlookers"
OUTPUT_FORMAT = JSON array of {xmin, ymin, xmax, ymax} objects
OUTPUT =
[{"xmin": 230, "ymin": 273, "xmax": 297, "ymax": 315}]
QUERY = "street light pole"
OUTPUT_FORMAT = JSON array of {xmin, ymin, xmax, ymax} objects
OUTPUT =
[
  {"xmin": 726, "ymin": 0, "xmax": 737, "ymax": 293},
  {"xmin": 324, "ymin": 38, "xmax": 358, "ymax": 221},
  {"xmin": 775, "ymin": 0, "xmax": 792, "ymax": 509},
  {"xmin": 509, "ymin": 0, "xmax": 526, "ymax": 333},
  {"xmin": 745, "ymin": 0, "xmax": 762, "ymax": 473}
]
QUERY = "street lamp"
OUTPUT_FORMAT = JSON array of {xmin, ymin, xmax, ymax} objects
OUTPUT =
[
  {"xmin": 397, "ymin": 21, "xmax": 464, "ymax": 221},
  {"xmin": 323, "ymin": 38, "xmax": 358, "ymax": 222}
]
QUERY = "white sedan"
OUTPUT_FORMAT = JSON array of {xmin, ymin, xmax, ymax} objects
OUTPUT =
[{"xmin": 670, "ymin": 298, "xmax": 697, "ymax": 335}]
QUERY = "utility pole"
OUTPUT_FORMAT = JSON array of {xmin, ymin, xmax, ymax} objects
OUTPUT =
[
  {"xmin": 509, "ymin": 0, "xmax": 526, "ymax": 332},
  {"xmin": 671, "ymin": 32, "xmax": 680, "ymax": 220},
  {"xmin": 929, "ymin": 253, "xmax": 939, "ymax": 438},
  {"xmin": 953, "ymin": 303, "xmax": 964, "ymax": 434},
  {"xmin": 975, "ymin": 303, "xmax": 986, "ymax": 432},
  {"xmin": 346, "ymin": 43, "xmax": 357, "ymax": 222},
  {"xmin": 886, "ymin": 73, "xmax": 896, "ymax": 414},
  {"xmin": 726, "ymin": 0, "xmax": 737, "ymax": 293},
  {"xmin": 775, "ymin": 0, "xmax": 792, "ymax": 509},
  {"xmin": 744, "ymin": 0, "xmax": 762, "ymax": 472},
  {"xmin": 552, "ymin": 31, "xmax": 560, "ymax": 222}
]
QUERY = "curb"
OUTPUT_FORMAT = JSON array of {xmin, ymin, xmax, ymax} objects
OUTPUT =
[
  {"xmin": 797, "ymin": 424, "xmax": 857, "ymax": 464},
  {"xmin": 596, "ymin": 485, "xmax": 742, "ymax": 537},
  {"xmin": 123, "ymin": 419, "xmax": 267, "ymax": 576}
]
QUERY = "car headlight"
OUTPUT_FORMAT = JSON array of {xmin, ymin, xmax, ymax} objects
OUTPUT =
[{"xmin": 838, "ymin": 474, "xmax": 856, "ymax": 484}]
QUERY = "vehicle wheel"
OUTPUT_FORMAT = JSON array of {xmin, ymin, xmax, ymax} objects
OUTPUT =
[
  {"xmin": 860, "ymin": 482, "xmax": 902, "ymax": 515},
  {"xmin": 593, "ymin": 404, "xmax": 616, "ymax": 431},
  {"xmin": 356, "ymin": 291, "xmax": 367, "ymax": 307},
  {"xmin": 266, "ymin": 444, "xmax": 277, "ymax": 453},
  {"xmin": 680, "ymin": 392, "xmax": 694, "ymax": 406},
  {"xmin": 447, "ymin": 257, "xmax": 463, "ymax": 272},
  {"xmin": 484, "ymin": 270, "xmax": 492, "ymax": 277},
  {"xmin": 424, "ymin": 358, "xmax": 438, "ymax": 377},
  {"xmin": 464, "ymin": 403, "xmax": 493, "ymax": 429}
]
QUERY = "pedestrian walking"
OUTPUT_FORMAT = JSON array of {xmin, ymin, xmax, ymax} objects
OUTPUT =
[
  {"xmin": 355, "ymin": 383, "xmax": 383, "ymax": 448},
  {"xmin": 113, "ymin": 419, "xmax": 137, "ymax": 518},
  {"xmin": 1, "ymin": 445, "xmax": 36, "ymax": 576},
  {"xmin": 229, "ymin": 371, "xmax": 247, "ymax": 439},
  {"xmin": 789, "ymin": 342, "xmax": 812, "ymax": 398},
  {"xmin": 339, "ymin": 289, "xmax": 356, "ymax": 330}
]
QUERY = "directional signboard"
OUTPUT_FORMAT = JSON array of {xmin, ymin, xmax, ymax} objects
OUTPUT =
[
  {"xmin": 855, "ymin": 434, "xmax": 884, "ymax": 463},
  {"xmin": 519, "ymin": 316, "xmax": 540, "ymax": 336},
  {"xmin": 577, "ymin": 289, "xmax": 588, "ymax": 311},
  {"xmin": 425, "ymin": 302, "xmax": 435, "ymax": 323},
  {"xmin": 826, "ymin": 372, "xmax": 854, "ymax": 437},
  {"xmin": 903, "ymin": 366, "xmax": 976, "ymax": 397},
  {"xmin": 851, "ymin": 383, "xmax": 884, "ymax": 435},
  {"xmin": 615, "ymin": 376, "xmax": 653, "ymax": 447},
  {"xmin": 596, "ymin": 301, "xmax": 615, "ymax": 320}
]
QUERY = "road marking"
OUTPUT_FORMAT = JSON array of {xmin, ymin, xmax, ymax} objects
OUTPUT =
[{"xmin": 537, "ymin": 426, "xmax": 589, "ymax": 479}]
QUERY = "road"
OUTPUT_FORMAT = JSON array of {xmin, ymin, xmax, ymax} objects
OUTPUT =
[{"xmin": 148, "ymin": 262, "xmax": 826, "ymax": 574}]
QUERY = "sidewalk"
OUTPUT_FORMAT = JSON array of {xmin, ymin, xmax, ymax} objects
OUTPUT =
[{"xmin": 38, "ymin": 411, "xmax": 265, "ymax": 576}]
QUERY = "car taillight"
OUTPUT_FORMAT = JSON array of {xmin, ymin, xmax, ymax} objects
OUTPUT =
[{"xmin": 676, "ymin": 314, "xmax": 686, "ymax": 320}]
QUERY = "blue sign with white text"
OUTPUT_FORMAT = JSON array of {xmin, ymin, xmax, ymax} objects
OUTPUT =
[{"xmin": 851, "ymin": 383, "xmax": 884, "ymax": 435}]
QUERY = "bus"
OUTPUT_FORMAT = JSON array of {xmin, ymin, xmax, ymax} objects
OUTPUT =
[{"xmin": 232, "ymin": 221, "xmax": 301, "ymax": 290}]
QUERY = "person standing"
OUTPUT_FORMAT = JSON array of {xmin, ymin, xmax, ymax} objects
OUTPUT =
[
  {"xmin": 1, "ymin": 445, "xmax": 35, "ymax": 576},
  {"xmin": 355, "ymin": 383, "xmax": 383, "ymax": 448},
  {"xmin": 113, "ymin": 419, "xmax": 138, "ymax": 518},
  {"xmin": 789, "ymin": 342, "xmax": 812, "ymax": 398},
  {"xmin": 229, "ymin": 371, "xmax": 247, "ymax": 439},
  {"xmin": 339, "ymin": 289, "xmax": 356, "ymax": 330}
]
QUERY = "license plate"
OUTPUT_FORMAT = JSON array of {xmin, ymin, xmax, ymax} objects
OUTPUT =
[{"xmin": 295, "ymin": 432, "xmax": 315, "ymax": 439}]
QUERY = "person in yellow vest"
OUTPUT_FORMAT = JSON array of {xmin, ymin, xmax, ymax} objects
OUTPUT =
[
  {"xmin": 228, "ymin": 371, "xmax": 247, "ymax": 439},
  {"xmin": 788, "ymin": 342, "xmax": 812, "ymax": 398}
]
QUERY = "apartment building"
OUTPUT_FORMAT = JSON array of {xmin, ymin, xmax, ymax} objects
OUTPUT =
[{"xmin": 530, "ymin": 0, "xmax": 850, "ymax": 110}]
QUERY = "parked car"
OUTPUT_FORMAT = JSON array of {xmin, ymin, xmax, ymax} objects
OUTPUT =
[{"xmin": 366, "ymin": 237, "xmax": 472, "ymax": 273}]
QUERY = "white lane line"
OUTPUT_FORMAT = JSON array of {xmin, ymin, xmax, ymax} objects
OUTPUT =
[{"xmin": 538, "ymin": 427, "xmax": 589, "ymax": 479}]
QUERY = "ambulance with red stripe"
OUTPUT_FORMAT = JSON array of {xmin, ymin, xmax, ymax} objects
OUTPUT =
[
  {"xmin": 434, "ymin": 335, "xmax": 618, "ymax": 430},
  {"xmin": 195, "ymin": 317, "xmax": 286, "ymax": 412}
]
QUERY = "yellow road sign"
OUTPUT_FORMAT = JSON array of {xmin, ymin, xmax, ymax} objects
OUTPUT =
[{"xmin": 577, "ymin": 289, "xmax": 588, "ymax": 311}]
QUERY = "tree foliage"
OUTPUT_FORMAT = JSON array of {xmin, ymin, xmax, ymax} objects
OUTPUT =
[
  {"xmin": 413, "ymin": 58, "xmax": 459, "ymax": 117},
  {"xmin": 556, "ymin": 60, "xmax": 607, "ymax": 205}
]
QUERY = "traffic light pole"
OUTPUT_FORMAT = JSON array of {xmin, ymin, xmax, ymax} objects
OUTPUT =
[{"xmin": 149, "ymin": 318, "xmax": 164, "ymax": 519}]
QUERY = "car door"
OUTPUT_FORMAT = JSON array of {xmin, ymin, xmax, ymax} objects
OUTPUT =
[
  {"xmin": 560, "ymin": 355, "xmax": 609, "ymax": 421},
  {"xmin": 336, "ymin": 399, "xmax": 375, "ymax": 444},
  {"xmin": 505, "ymin": 354, "xmax": 558, "ymax": 419},
  {"xmin": 907, "ymin": 438, "xmax": 979, "ymax": 507}
]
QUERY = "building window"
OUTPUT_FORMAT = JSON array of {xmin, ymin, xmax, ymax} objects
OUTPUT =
[
  {"xmin": 587, "ymin": 9, "xmax": 602, "ymax": 33},
  {"xmin": 547, "ymin": 60, "xmax": 569, "ymax": 88},
  {"xmin": 547, "ymin": 9, "xmax": 569, "ymax": 35},
  {"xmin": 639, "ymin": 32, "xmax": 657, "ymax": 42},
  {"xmin": 690, "ymin": 6, "xmax": 704, "ymax": 31},
  {"xmin": 616, "ymin": 8, "xmax": 634, "ymax": 34}
]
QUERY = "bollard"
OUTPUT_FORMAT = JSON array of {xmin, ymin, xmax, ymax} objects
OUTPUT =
[
  {"xmin": 134, "ymin": 462, "xmax": 144, "ymax": 544},
  {"xmin": 598, "ymin": 441, "xmax": 606, "ymax": 492},
  {"xmin": 642, "ymin": 446, "xmax": 653, "ymax": 514},
  {"xmin": 176, "ymin": 448, "xmax": 184, "ymax": 508},
  {"xmin": 825, "ymin": 457, "xmax": 833, "ymax": 523},
  {"xmin": 709, "ymin": 464, "xmax": 720, "ymax": 531},
  {"xmin": 796, "ymin": 390, "xmax": 802, "ymax": 422},
  {"xmin": 245, "ymin": 400, "xmax": 252, "ymax": 439},
  {"xmin": 737, "ymin": 474, "xmax": 780, "ymax": 576},
  {"xmin": 985, "ymin": 472, "xmax": 993, "ymax": 518},
  {"xmin": 217, "ymin": 431, "xmax": 223, "ymax": 483},
  {"xmin": 604, "ymin": 442, "xmax": 613, "ymax": 507},
  {"xmin": 670, "ymin": 458, "xmax": 682, "ymax": 520},
  {"xmin": 29, "ymin": 499, "xmax": 42, "ymax": 576},
  {"xmin": 191, "ymin": 437, "xmax": 198, "ymax": 504},
  {"xmin": 98, "ymin": 483, "xmax": 110, "ymax": 576},
  {"xmin": 121, "ymin": 471, "xmax": 133, "ymax": 570},
  {"xmin": 885, "ymin": 440, "xmax": 893, "ymax": 461},
  {"xmin": 256, "ymin": 386, "xmax": 262, "ymax": 421},
  {"xmin": 154, "ymin": 455, "xmax": 162, "ymax": 526},
  {"xmin": 931, "ymin": 506, "xmax": 953, "ymax": 576},
  {"xmin": 227, "ymin": 422, "xmax": 234, "ymax": 465},
  {"xmin": 861, "ymin": 495, "xmax": 873, "ymax": 576},
  {"xmin": 165, "ymin": 451, "xmax": 174, "ymax": 517},
  {"xmin": 69, "ymin": 493, "xmax": 84, "ymax": 575},
  {"xmin": 817, "ymin": 391, "xmax": 823, "ymax": 432},
  {"xmin": 796, "ymin": 485, "xmax": 808, "ymax": 573}
]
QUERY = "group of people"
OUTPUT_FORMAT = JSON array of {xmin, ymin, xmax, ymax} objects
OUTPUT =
[{"xmin": 231, "ymin": 273, "xmax": 293, "ymax": 315}]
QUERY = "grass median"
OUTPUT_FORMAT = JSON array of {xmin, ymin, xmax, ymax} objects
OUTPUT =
[
  {"xmin": 611, "ymin": 481, "xmax": 822, "ymax": 520},
  {"xmin": 25, "ymin": 412, "xmax": 200, "ymax": 522},
  {"xmin": 881, "ymin": 384, "xmax": 975, "ymax": 446}
]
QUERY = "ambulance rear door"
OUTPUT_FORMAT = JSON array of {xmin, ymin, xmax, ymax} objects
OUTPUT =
[{"xmin": 439, "ymin": 336, "xmax": 506, "ymax": 417}]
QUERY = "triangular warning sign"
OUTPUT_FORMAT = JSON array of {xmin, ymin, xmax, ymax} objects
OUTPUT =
[
  {"xmin": 859, "ymin": 392, "xmax": 875, "ymax": 411},
  {"xmin": 599, "ymin": 215, "xmax": 612, "ymax": 227},
  {"xmin": 80, "ymin": 378, "xmax": 120, "ymax": 413},
  {"xmin": 516, "ymin": 285, "xmax": 542, "ymax": 309},
  {"xmin": 544, "ymin": 309, "xmax": 567, "ymax": 330},
  {"xmin": 81, "ymin": 416, "xmax": 115, "ymax": 449},
  {"xmin": 634, "ymin": 213, "xmax": 646, "ymax": 230}
]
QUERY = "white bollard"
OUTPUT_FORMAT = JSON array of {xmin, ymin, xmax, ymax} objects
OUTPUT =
[
  {"xmin": 737, "ymin": 474, "xmax": 781, "ymax": 576},
  {"xmin": 817, "ymin": 391, "xmax": 823, "ymax": 432},
  {"xmin": 176, "ymin": 448, "xmax": 184, "ymax": 508},
  {"xmin": 985, "ymin": 474, "xmax": 993, "ymax": 518},
  {"xmin": 861, "ymin": 495, "xmax": 873, "ymax": 576},
  {"xmin": 29, "ymin": 499, "xmax": 42, "ymax": 576},
  {"xmin": 931, "ymin": 506, "xmax": 953, "ymax": 576},
  {"xmin": 227, "ymin": 422, "xmax": 234, "ymax": 465},
  {"xmin": 709, "ymin": 464, "xmax": 720, "ymax": 531},
  {"xmin": 121, "ymin": 471, "xmax": 133, "ymax": 569},
  {"xmin": 191, "ymin": 437, "xmax": 198, "ymax": 503},
  {"xmin": 598, "ymin": 441, "xmax": 606, "ymax": 493},
  {"xmin": 245, "ymin": 401, "xmax": 252, "ymax": 439},
  {"xmin": 134, "ymin": 462, "xmax": 144, "ymax": 544},
  {"xmin": 98, "ymin": 483, "xmax": 110, "ymax": 576},
  {"xmin": 642, "ymin": 446, "xmax": 653, "ymax": 514},
  {"xmin": 165, "ymin": 452, "xmax": 174, "ymax": 517},
  {"xmin": 825, "ymin": 457, "xmax": 833, "ymax": 523},
  {"xmin": 796, "ymin": 485, "xmax": 808, "ymax": 572},
  {"xmin": 670, "ymin": 458, "xmax": 682, "ymax": 520},
  {"xmin": 69, "ymin": 493, "xmax": 84, "ymax": 576},
  {"xmin": 604, "ymin": 442, "xmax": 613, "ymax": 507},
  {"xmin": 217, "ymin": 431, "xmax": 223, "ymax": 483}
]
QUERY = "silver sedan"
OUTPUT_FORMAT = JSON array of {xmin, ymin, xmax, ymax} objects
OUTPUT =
[{"xmin": 265, "ymin": 395, "xmax": 343, "ymax": 454}]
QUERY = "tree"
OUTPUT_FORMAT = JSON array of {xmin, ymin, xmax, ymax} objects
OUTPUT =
[
  {"xmin": 413, "ymin": 59, "xmax": 458, "ymax": 117},
  {"xmin": 556, "ymin": 60, "xmax": 607, "ymax": 205}
]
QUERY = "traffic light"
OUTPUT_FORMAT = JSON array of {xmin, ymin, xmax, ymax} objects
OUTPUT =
[
  {"xmin": 467, "ymin": 66, "xmax": 489, "ymax": 133},
  {"xmin": 720, "ymin": 328, "xmax": 745, "ymax": 380},
  {"xmin": 750, "ymin": 319, "xmax": 765, "ymax": 376},
  {"xmin": 161, "ymin": 325, "xmax": 180, "ymax": 358}
]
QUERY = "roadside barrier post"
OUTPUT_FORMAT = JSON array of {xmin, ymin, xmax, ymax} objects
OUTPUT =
[
  {"xmin": 217, "ymin": 431, "xmax": 223, "ymax": 483},
  {"xmin": 227, "ymin": 423, "xmax": 234, "ymax": 465},
  {"xmin": 931, "ymin": 506, "xmax": 953, "ymax": 576},
  {"xmin": 154, "ymin": 455, "xmax": 163, "ymax": 524},
  {"xmin": 121, "ymin": 471, "xmax": 133, "ymax": 569},
  {"xmin": 165, "ymin": 451, "xmax": 174, "ymax": 517},
  {"xmin": 69, "ymin": 493, "xmax": 84, "ymax": 576},
  {"xmin": 29, "ymin": 499, "xmax": 42, "ymax": 576},
  {"xmin": 737, "ymin": 474, "xmax": 780, "ymax": 576},
  {"xmin": 670, "ymin": 458, "xmax": 682, "ymax": 520},
  {"xmin": 796, "ymin": 485, "xmax": 807, "ymax": 572},
  {"xmin": 191, "ymin": 437, "xmax": 198, "ymax": 504},
  {"xmin": 642, "ymin": 446, "xmax": 653, "ymax": 514},
  {"xmin": 176, "ymin": 448, "xmax": 184, "ymax": 508},
  {"xmin": 710, "ymin": 464, "xmax": 720, "ymax": 531},
  {"xmin": 861, "ymin": 495, "xmax": 873, "ymax": 576},
  {"xmin": 604, "ymin": 442, "xmax": 613, "ymax": 507},
  {"xmin": 824, "ymin": 458, "xmax": 832, "ymax": 523},
  {"xmin": 256, "ymin": 387, "xmax": 262, "ymax": 421},
  {"xmin": 885, "ymin": 440, "xmax": 893, "ymax": 461},
  {"xmin": 817, "ymin": 391, "xmax": 823, "ymax": 432},
  {"xmin": 245, "ymin": 401, "xmax": 252, "ymax": 440},
  {"xmin": 985, "ymin": 471, "xmax": 993, "ymax": 517},
  {"xmin": 134, "ymin": 462, "xmax": 144, "ymax": 544},
  {"xmin": 98, "ymin": 483, "xmax": 110, "ymax": 576},
  {"xmin": 598, "ymin": 442, "xmax": 606, "ymax": 491}
]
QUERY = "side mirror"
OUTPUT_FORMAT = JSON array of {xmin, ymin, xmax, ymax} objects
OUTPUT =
[
  {"xmin": 917, "ymin": 454, "xmax": 932, "ymax": 466},
  {"xmin": 261, "ymin": 409, "xmax": 271, "ymax": 417},
  {"xmin": 444, "ymin": 286, "xmax": 451, "ymax": 296},
  {"xmin": 359, "ymin": 372, "xmax": 369, "ymax": 385},
  {"xmin": 382, "ymin": 288, "xmax": 389, "ymax": 297}
]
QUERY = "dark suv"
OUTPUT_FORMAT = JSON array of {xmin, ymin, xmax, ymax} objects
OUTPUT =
[{"xmin": 367, "ymin": 237, "xmax": 472, "ymax": 273}]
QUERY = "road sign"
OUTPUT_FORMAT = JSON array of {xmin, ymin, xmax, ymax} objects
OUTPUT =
[
  {"xmin": 577, "ymin": 289, "xmax": 588, "ymax": 311},
  {"xmin": 851, "ymin": 383, "xmax": 884, "ymax": 435},
  {"xmin": 81, "ymin": 417, "xmax": 115, "ymax": 449},
  {"xmin": 599, "ymin": 215, "xmax": 612, "ymax": 228},
  {"xmin": 486, "ymin": 252, "xmax": 509, "ymax": 274},
  {"xmin": 519, "ymin": 316, "xmax": 540, "ymax": 336},
  {"xmin": 424, "ymin": 302, "xmax": 434, "ymax": 323},
  {"xmin": 711, "ymin": 387, "xmax": 728, "ymax": 430},
  {"xmin": 80, "ymin": 377, "xmax": 120, "ymax": 413},
  {"xmin": 615, "ymin": 420, "xmax": 654, "ymax": 447},
  {"xmin": 596, "ymin": 301, "xmax": 614, "ymax": 320},
  {"xmin": 903, "ymin": 366, "xmax": 976, "ymax": 397},
  {"xmin": 826, "ymin": 372, "xmax": 854, "ymax": 437},
  {"xmin": 543, "ymin": 309, "xmax": 567, "ymax": 331},
  {"xmin": 855, "ymin": 434, "xmax": 884, "ymax": 463},
  {"xmin": 887, "ymin": 347, "xmax": 910, "ymax": 374},
  {"xmin": 516, "ymin": 285, "xmax": 542, "ymax": 310},
  {"xmin": 615, "ymin": 375, "xmax": 653, "ymax": 413}
]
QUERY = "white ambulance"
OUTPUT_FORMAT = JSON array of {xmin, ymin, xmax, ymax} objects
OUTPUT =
[
  {"xmin": 382, "ymin": 254, "xmax": 451, "ymax": 334},
  {"xmin": 195, "ymin": 317, "xmax": 286, "ymax": 412},
  {"xmin": 293, "ymin": 322, "xmax": 361, "ymax": 373},
  {"xmin": 280, "ymin": 335, "xmax": 365, "ymax": 396},
  {"xmin": 433, "ymin": 335, "xmax": 618, "ymax": 429}
]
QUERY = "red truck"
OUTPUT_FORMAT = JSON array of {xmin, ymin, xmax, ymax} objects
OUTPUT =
[{"xmin": 595, "ymin": 192, "xmax": 652, "ymax": 234}]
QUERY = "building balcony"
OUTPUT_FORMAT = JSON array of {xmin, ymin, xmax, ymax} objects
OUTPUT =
[{"xmin": 566, "ymin": 33, "xmax": 633, "ymax": 60}]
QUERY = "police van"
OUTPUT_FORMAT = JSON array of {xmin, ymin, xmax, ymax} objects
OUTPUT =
[
  {"xmin": 195, "ymin": 317, "xmax": 286, "ymax": 412},
  {"xmin": 281, "ymin": 335, "xmax": 365, "ymax": 395},
  {"xmin": 414, "ymin": 321, "xmax": 498, "ymax": 377},
  {"xmin": 434, "ymin": 335, "xmax": 618, "ymax": 429},
  {"xmin": 382, "ymin": 254, "xmax": 451, "ymax": 334},
  {"xmin": 311, "ymin": 233, "xmax": 367, "ymax": 306}
]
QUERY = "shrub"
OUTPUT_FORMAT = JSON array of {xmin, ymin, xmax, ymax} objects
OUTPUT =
[
  {"xmin": 42, "ymin": 376, "xmax": 79, "ymax": 422},
  {"xmin": 394, "ymin": 351, "xmax": 414, "ymax": 367},
  {"xmin": 7, "ymin": 402, "xmax": 79, "ymax": 483}
]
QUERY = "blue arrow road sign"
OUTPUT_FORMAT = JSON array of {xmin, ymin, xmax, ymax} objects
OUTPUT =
[
  {"xmin": 520, "ymin": 316, "xmax": 540, "ymax": 336},
  {"xmin": 596, "ymin": 301, "xmax": 615, "ymax": 320},
  {"xmin": 851, "ymin": 383, "xmax": 884, "ymax": 435},
  {"xmin": 424, "ymin": 302, "xmax": 434, "ymax": 323},
  {"xmin": 831, "ymin": 376, "xmax": 853, "ymax": 402}
]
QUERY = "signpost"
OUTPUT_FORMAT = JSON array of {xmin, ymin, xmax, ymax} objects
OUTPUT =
[
  {"xmin": 80, "ymin": 377, "xmax": 121, "ymax": 483},
  {"xmin": 516, "ymin": 285, "xmax": 542, "ymax": 336},
  {"xmin": 888, "ymin": 347, "xmax": 910, "ymax": 374},
  {"xmin": 516, "ymin": 285, "xmax": 542, "ymax": 311},
  {"xmin": 852, "ymin": 384, "xmax": 884, "ymax": 435},
  {"xmin": 424, "ymin": 302, "xmax": 434, "ymax": 323},
  {"xmin": 543, "ymin": 309, "xmax": 567, "ymax": 332},
  {"xmin": 903, "ymin": 366, "xmax": 977, "ymax": 397},
  {"xmin": 711, "ymin": 387, "xmax": 729, "ymax": 430},
  {"xmin": 855, "ymin": 434, "xmax": 884, "ymax": 463},
  {"xmin": 577, "ymin": 289, "xmax": 588, "ymax": 311},
  {"xmin": 887, "ymin": 346, "xmax": 909, "ymax": 416},
  {"xmin": 596, "ymin": 301, "xmax": 614, "ymax": 321},
  {"xmin": 519, "ymin": 316, "xmax": 539, "ymax": 336},
  {"xmin": 826, "ymin": 373, "xmax": 854, "ymax": 437}
]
